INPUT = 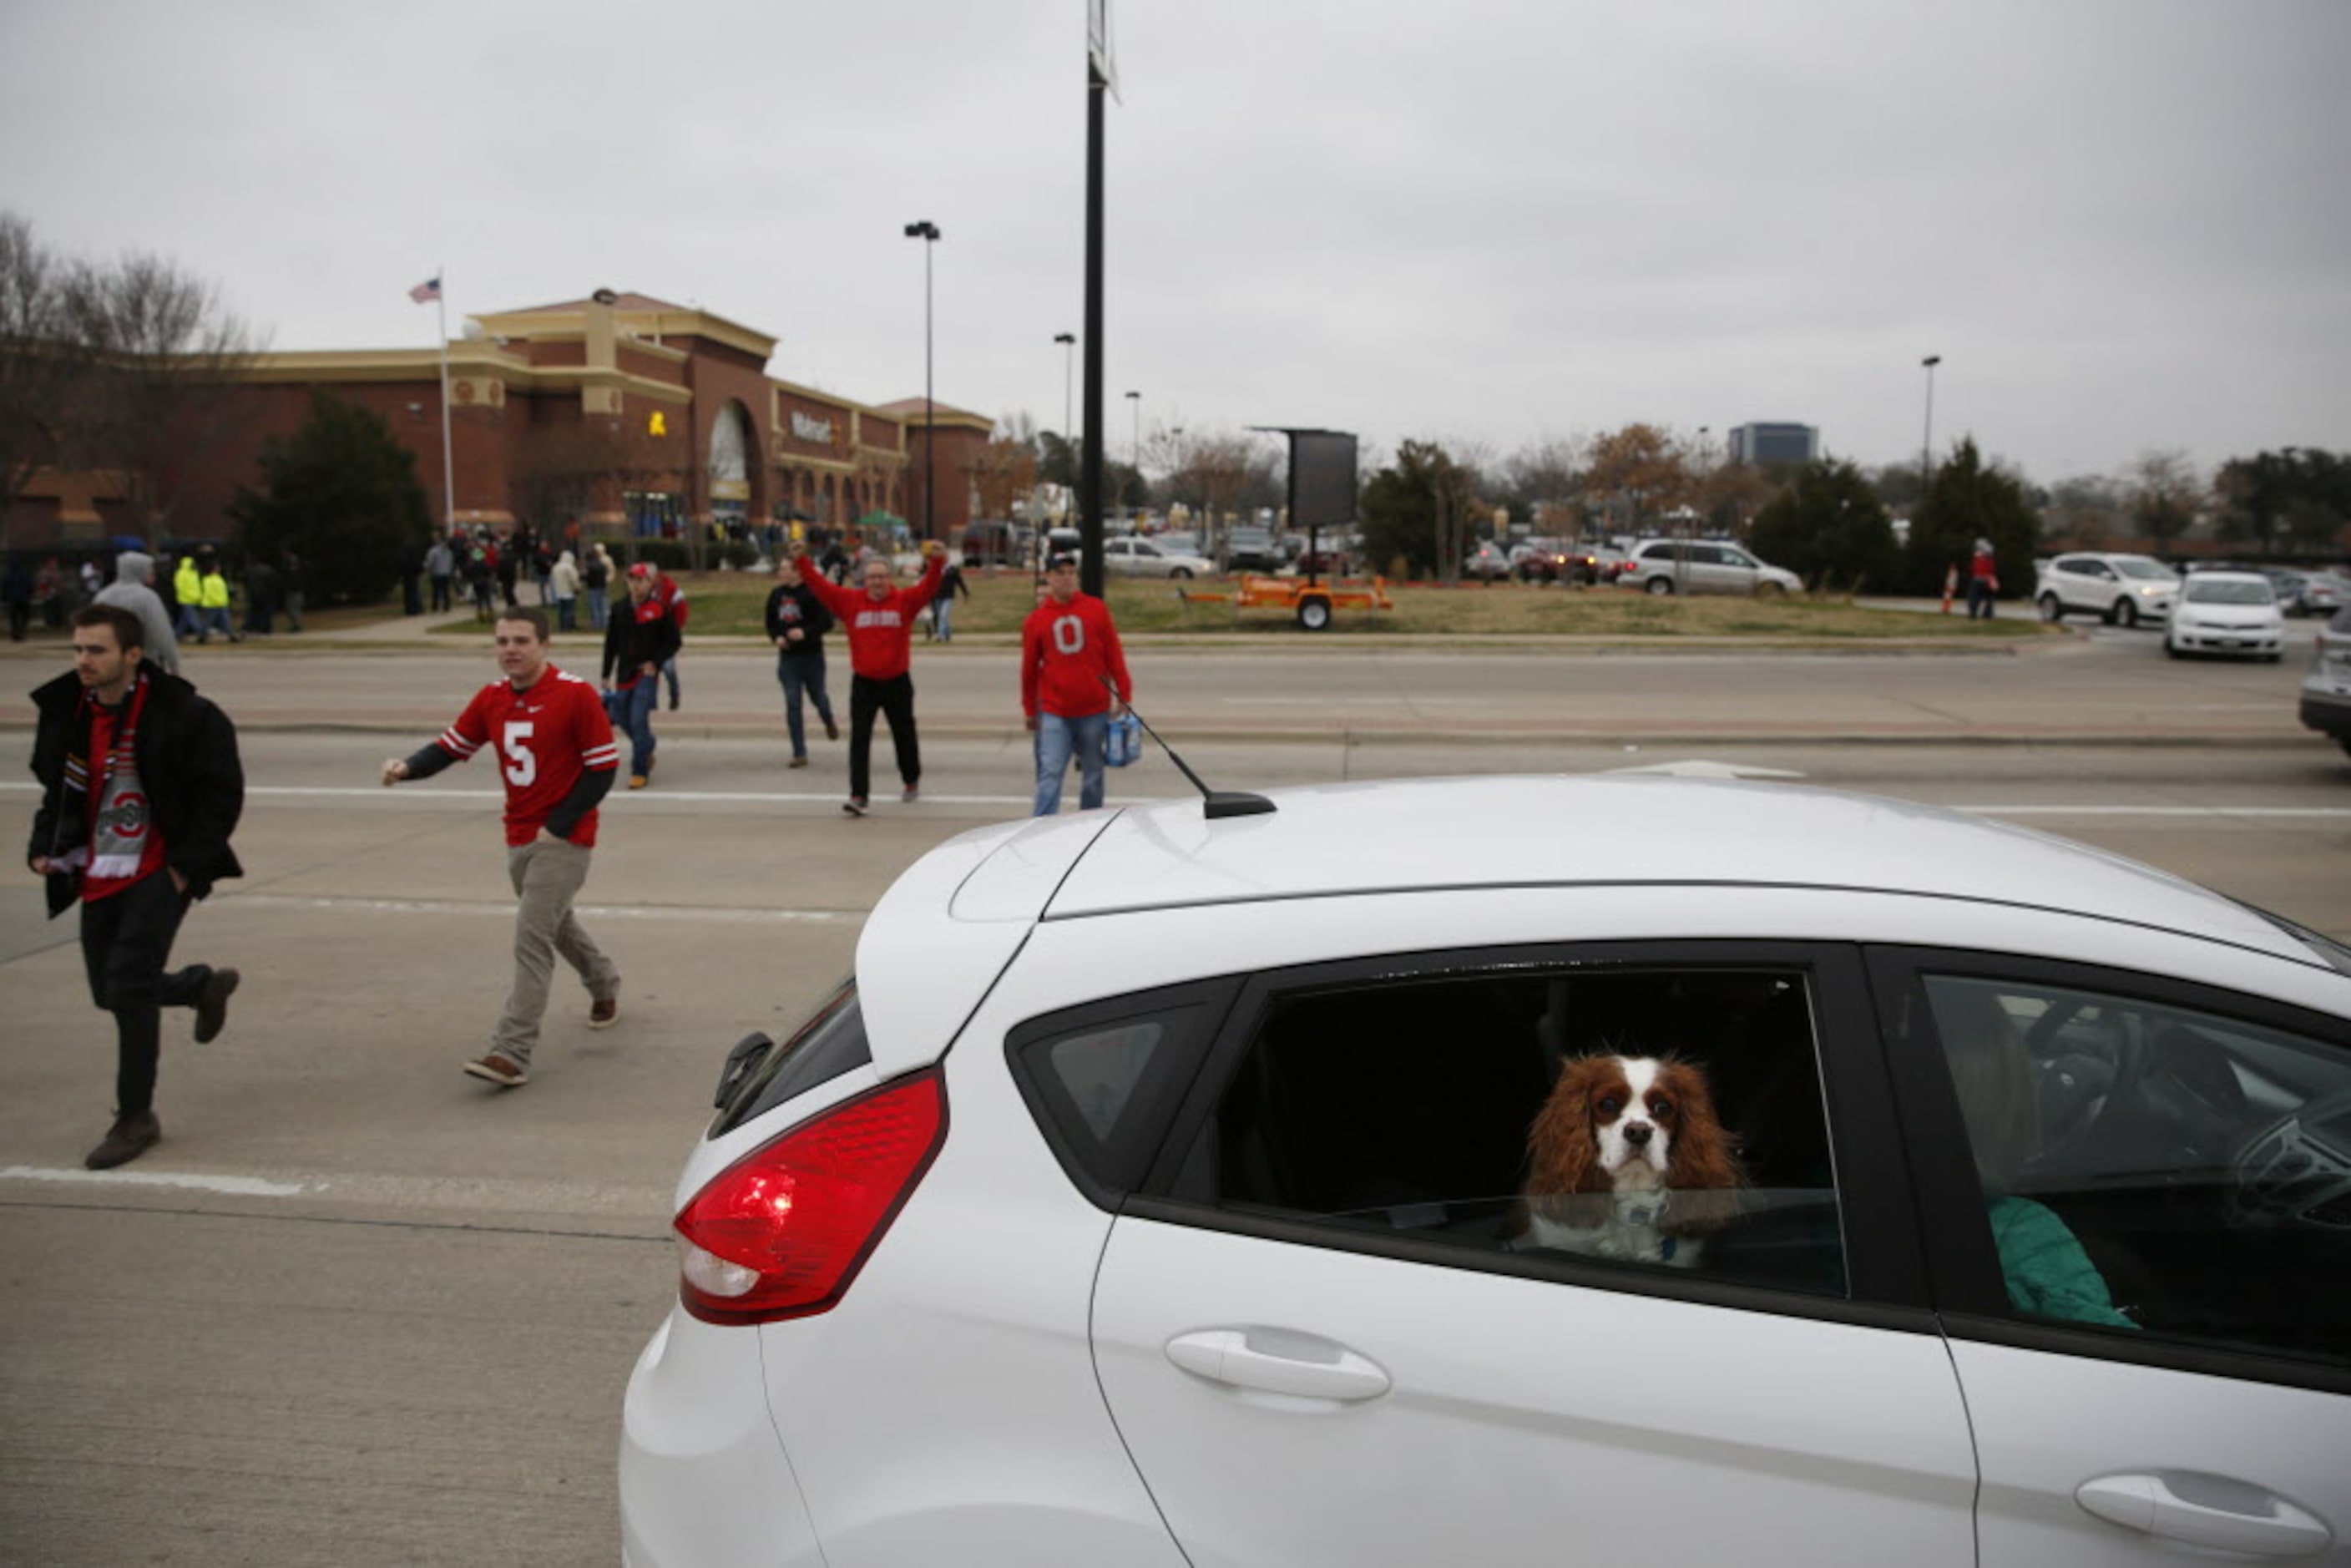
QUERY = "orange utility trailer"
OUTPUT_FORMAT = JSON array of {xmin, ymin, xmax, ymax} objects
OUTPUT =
[{"xmin": 1177, "ymin": 573, "xmax": 1393, "ymax": 630}]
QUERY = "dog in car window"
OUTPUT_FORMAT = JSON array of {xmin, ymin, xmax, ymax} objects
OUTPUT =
[{"xmin": 1517, "ymin": 1054, "xmax": 1747, "ymax": 1267}]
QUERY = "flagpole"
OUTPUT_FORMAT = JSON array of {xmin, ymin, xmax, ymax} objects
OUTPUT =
[{"xmin": 435, "ymin": 266, "xmax": 455, "ymax": 538}]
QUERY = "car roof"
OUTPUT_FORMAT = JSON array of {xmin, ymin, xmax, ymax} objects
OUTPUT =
[
  {"xmin": 2186, "ymin": 570, "xmax": 2273, "ymax": 586},
  {"xmin": 943, "ymin": 776, "xmax": 2292, "ymax": 949}
]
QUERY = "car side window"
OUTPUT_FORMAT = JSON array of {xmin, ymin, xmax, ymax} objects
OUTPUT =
[
  {"xmin": 1168, "ymin": 965, "xmax": 1847, "ymax": 1296},
  {"xmin": 1921, "ymin": 974, "xmax": 2351, "ymax": 1368}
]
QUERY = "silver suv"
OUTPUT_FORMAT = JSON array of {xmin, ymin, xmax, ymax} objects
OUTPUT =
[
  {"xmin": 2299, "ymin": 604, "xmax": 2351, "ymax": 760},
  {"xmin": 2035, "ymin": 552, "xmax": 2179, "ymax": 627},
  {"xmin": 1620, "ymin": 538, "xmax": 1801, "ymax": 596}
]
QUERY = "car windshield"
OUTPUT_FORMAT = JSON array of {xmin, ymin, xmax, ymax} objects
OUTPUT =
[
  {"xmin": 2114, "ymin": 558, "xmax": 2176, "ymax": 580},
  {"xmin": 2185, "ymin": 579, "xmax": 2273, "ymax": 604}
]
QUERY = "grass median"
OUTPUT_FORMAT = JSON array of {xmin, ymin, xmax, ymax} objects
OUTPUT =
[{"xmin": 447, "ymin": 570, "xmax": 2053, "ymax": 642}]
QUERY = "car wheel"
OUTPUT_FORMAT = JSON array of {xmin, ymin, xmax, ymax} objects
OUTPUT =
[
  {"xmin": 2164, "ymin": 635, "xmax": 2182, "ymax": 658},
  {"xmin": 1645, "ymin": 575, "xmax": 1674, "ymax": 596},
  {"xmin": 2116, "ymin": 598, "xmax": 2140, "ymax": 629},
  {"xmin": 1297, "ymin": 596, "xmax": 1332, "ymax": 632},
  {"xmin": 1170, "ymin": 566, "xmax": 1191, "ymax": 580},
  {"xmin": 2039, "ymin": 594, "xmax": 2065, "ymax": 622},
  {"xmin": 1754, "ymin": 580, "xmax": 1786, "ymax": 598},
  {"xmin": 2340, "ymin": 737, "xmax": 2351, "ymax": 761}
]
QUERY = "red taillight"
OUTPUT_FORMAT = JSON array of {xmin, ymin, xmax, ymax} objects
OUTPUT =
[{"xmin": 673, "ymin": 1070, "xmax": 948, "ymax": 1325}]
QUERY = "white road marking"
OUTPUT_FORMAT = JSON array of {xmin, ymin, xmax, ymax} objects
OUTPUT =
[
  {"xmin": 0, "ymin": 1165, "xmax": 315, "ymax": 1197},
  {"xmin": 223, "ymin": 894, "xmax": 858, "ymax": 923}
]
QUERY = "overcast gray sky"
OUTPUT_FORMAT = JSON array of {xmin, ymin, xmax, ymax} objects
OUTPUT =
[{"xmin": 4, "ymin": 0, "xmax": 2344, "ymax": 487}]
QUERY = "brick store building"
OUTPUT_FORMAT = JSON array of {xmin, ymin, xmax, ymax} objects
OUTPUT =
[{"xmin": 6, "ymin": 290, "xmax": 993, "ymax": 549}]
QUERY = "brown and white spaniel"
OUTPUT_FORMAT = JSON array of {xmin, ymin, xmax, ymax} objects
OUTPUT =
[{"xmin": 1519, "ymin": 1054, "xmax": 1746, "ymax": 1267}]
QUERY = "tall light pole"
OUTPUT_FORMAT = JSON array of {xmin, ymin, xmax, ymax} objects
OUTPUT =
[
  {"xmin": 1919, "ymin": 353, "xmax": 1942, "ymax": 505},
  {"xmin": 1125, "ymin": 389, "xmax": 1141, "ymax": 519},
  {"xmin": 1054, "ymin": 332, "xmax": 1076, "ymax": 440},
  {"xmin": 903, "ymin": 220, "xmax": 942, "ymax": 541}
]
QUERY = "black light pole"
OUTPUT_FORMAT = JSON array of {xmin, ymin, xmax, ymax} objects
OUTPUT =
[
  {"xmin": 1080, "ymin": 38, "xmax": 1108, "ymax": 597},
  {"xmin": 1054, "ymin": 331, "xmax": 1076, "ymax": 441},
  {"xmin": 904, "ymin": 220, "xmax": 942, "ymax": 541},
  {"xmin": 1125, "ymin": 390, "xmax": 1141, "ymax": 522},
  {"xmin": 1920, "ymin": 353, "xmax": 1942, "ymax": 503}
]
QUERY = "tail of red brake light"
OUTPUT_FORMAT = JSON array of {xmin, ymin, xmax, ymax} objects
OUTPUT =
[{"xmin": 673, "ymin": 1070, "xmax": 947, "ymax": 1326}]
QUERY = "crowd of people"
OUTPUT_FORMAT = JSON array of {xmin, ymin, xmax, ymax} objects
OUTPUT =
[{"xmin": 21, "ymin": 529, "xmax": 1137, "ymax": 1169}]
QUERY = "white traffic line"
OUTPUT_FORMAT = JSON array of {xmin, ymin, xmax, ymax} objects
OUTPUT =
[
  {"xmin": 1972, "ymin": 806, "xmax": 2351, "ymax": 818},
  {"xmin": 0, "ymin": 1164, "xmax": 314, "ymax": 1197},
  {"xmin": 223, "ymin": 893, "xmax": 859, "ymax": 923}
]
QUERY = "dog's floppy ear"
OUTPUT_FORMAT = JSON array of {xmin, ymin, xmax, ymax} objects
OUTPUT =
[
  {"xmin": 1527, "ymin": 1057, "xmax": 1605, "ymax": 1196},
  {"xmin": 1659, "ymin": 1060, "xmax": 1747, "ymax": 1232}
]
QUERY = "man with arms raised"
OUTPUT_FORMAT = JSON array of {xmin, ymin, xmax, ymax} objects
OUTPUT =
[{"xmin": 382, "ymin": 609, "xmax": 623, "ymax": 1087}]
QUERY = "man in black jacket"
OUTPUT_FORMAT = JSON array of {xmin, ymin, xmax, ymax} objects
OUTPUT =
[
  {"xmin": 28, "ymin": 604, "xmax": 245, "ymax": 1169},
  {"xmin": 763, "ymin": 555, "xmax": 839, "ymax": 769},
  {"xmin": 599, "ymin": 564, "xmax": 680, "ymax": 788}
]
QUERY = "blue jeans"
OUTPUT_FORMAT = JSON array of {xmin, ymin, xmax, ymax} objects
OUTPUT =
[
  {"xmin": 586, "ymin": 587, "xmax": 608, "ymax": 630},
  {"xmin": 933, "ymin": 597, "xmax": 954, "ymax": 642},
  {"xmin": 604, "ymin": 680, "xmax": 658, "ymax": 777},
  {"xmin": 776, "ymin": 650, "xmax": 835, "ymax": 758},
  {"xmin": 1034, "ymin": 711, "xmax": 1109, "ymax": 816}
]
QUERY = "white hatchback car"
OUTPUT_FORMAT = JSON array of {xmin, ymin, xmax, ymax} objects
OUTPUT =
[
  {"xmin": 2166, "ymin": 570, "xmax": 2286, "ymax": 661},
  {"xmin": 1100, "ymin": 536, "xmax": 1214, "ymax": 579},
  {"xmin": 2036, "ymin": 553, "xmax": 2181, "ymax": 627},
  {"xmin": 621, "ymin": 776, "xmax": 2351, "ymax": 1568}
]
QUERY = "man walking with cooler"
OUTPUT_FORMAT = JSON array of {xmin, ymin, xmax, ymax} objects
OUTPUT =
[
  {"xmin": 381, "ymin": 608, "xmax": 623, "ymax": 1088},
  {"xmin": 794, "ymin": 539, "xmax": 946, "ymax": 816},
  {"xmin": 1022, "ymin": 551, "xmax": 1134, "ymax": 815},
  {"xmin": 28, "ymin": 604, "xmax": 245, "ymax": 1168}
]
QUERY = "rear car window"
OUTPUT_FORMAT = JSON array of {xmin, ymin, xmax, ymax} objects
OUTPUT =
[{"xmin": 709, "ymin": 977, "xmax": 872, "ymax": 1138}]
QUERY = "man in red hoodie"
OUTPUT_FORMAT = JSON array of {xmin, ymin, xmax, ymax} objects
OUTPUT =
[
  {"xmin": 794, "ymin": 539, "xmax": 946, "ymax": 816},
  {"xmin": 1021, "ymin": 551, "xmax": 1133, "ymax": 815}
]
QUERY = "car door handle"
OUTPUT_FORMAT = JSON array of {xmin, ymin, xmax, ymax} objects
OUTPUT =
[
  {"xmin": 2077, "ymin": 1473, "xmax": 2333, "ymax": 1557},
  {"xmin": 1164, "ymin": 1329, "xmax": 1392, "ymax": 1402}
]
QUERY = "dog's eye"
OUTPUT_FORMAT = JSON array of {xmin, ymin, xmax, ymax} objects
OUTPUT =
[
  {"xmin": 1651, "ymin": 1097, "xmax": 1676, "ymax": 1120},
  {"xmin": 1596, "ymin": 1095, "xmax": 1624, "ymax": 1117}
]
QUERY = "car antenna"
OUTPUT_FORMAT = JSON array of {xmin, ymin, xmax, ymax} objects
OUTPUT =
[{"xmin": 1107, "ymin": 676, "xmax": 1275, "ymax": 820}]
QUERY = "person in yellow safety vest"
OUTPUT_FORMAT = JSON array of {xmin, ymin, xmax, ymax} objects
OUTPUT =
[
  {"xmin": 191, "ymin": 548, "xmax": 239, "ymax": 645},
  {"xmin": 172, "ymin": 554, "xmax": 205, "ymax": 640}
]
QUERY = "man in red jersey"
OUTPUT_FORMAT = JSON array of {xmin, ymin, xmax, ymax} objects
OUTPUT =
[
  {"xmin": 792, "ymin": 539, "xmax": 947, "ymax": 816},
  {"xmin": 1020, "ymin": 552, "xmax": 1133, "ymax": 815},
  {"xmin": 381, "ymin": 608, "xmax": 623, "ymax": 1087}
]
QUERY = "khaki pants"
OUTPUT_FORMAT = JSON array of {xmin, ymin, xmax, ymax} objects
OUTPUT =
[{"xmin": 493, "ymin": 837, "xmax": 619, "ymax": 1064}]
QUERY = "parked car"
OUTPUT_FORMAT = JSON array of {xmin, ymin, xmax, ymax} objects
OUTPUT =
[
  {"xmin": 1039, "ymin": 526, "xmax": 1083, "ymax": 567},
  {"xmin": 2165, "ymin": 570, "xmax": 2285, "ymax": 660},
  {"xmin": 2035, "ymin": 553, "xmax": 2180, "ymax": 627},
  {"xmin": 1100, "ymin": 536, "xmax": 1213, "ymax": 580},
  {"xmin": 1464, "ymin": 540, "xmax": 1514, "ymax": 581},
  {"xmin": 959, "ymin": 519, "xmax": 1023, "ymax": 569},
  {"xmin": 2299, "ymin": 603, "xmax": 2351, "ymax": 758},
  {"xmin": 1617, "ymin": 538, "xmax": 1801, "ymax": 596},
  {"xmin": 1222, "ymin": 527, "xmax": 1288, "ymax": 574},
  {"xmin": 2263, "ymin": 569, "xmax": 2342, "ymax": 619},
  {"xmin": 1511, "ymin": 538, "xmax": 1598, "ymax": 584},
  {"xmin": 621, "ymin": 773, "xmax": 2351, "ymax": 1568}
]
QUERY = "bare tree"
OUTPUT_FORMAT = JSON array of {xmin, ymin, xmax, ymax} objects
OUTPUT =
[
  {"xmin": 2126, "ymin": 448, "xmax": 2203, "ymax": 549},
  {"xmin": 1582, "ymin": 422, "xmax": 1691, "ymax": 536},
  {"xmin": 1160, "ymin": 429, "xmax": 1276, "ymax": 557},
  {"xmin": 0, "ymin": 212, "xmax": 87, "ymax": 550},
  {"xmin": 1499, "ymin": 435, "xmax": 1587, "ymax": 535},
  {"xmin": 60, "ymin": 247, "xmax": 262, "ymax": 539},
  {"xmin": 970, "ymin": 430, "xmax": 1039, "ymax": 523}
]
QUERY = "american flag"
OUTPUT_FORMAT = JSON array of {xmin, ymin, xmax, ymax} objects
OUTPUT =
[{"xmin": 408, "ymin": 276, "xmax": 442, "ymax": 305}]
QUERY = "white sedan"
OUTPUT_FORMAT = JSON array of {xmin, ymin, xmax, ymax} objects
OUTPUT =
[
  {"xmin": 1100, "ymin": 536, "xmax": 1214, "ymax": 579},
  {"xmin": 2166, "ymin": 570, "xmax": 2286, "ymax": 660},
  {"xmin": 623, "ymin": 774, "xmax": 2351, "ymax": 1568}
]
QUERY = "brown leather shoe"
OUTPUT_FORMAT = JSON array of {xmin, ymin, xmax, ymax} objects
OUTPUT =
[
  {"xmin": 824, "ymin": 715, "xmax": 840, "ymax": 741},
  {"xmin": 193, "ymin": 967, "xmax": 240, "ymax": 1044},
  {"xmin": 588, "ymin": 995, "xmax": 619, "ymax": 1029},
  {"xmin": 463, "ymin": 1052, "xmax": 528, "ymax": 1087},
  {"xmin": 86, "ymin": 1110, "xmax": 161, "ymax": 1169}
]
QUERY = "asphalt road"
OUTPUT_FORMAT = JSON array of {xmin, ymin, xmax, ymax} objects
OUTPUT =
[{"xmin": 1, "ymin": 631, "xmax": 2345, "ymax": 1565}]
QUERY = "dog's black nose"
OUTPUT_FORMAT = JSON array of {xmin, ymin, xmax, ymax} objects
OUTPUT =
[{"xmin": 1623, "ymin": 1122, "xmax": 1651, "ymax": 1148}]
